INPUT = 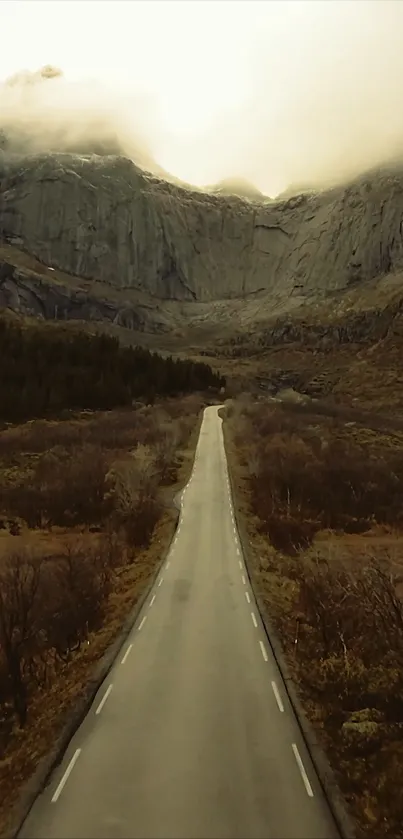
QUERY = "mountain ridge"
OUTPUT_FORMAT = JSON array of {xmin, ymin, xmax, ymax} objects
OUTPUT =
[{"xmin": 1, "ymin": 150, "xmax": 403, "ymax": 346}]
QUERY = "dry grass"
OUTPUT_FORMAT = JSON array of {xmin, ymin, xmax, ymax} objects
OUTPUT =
[
  {"xmin": 0, "ymin": 511, "xmax": 176, "ymax": 831},
  {"xmin": 225, "ymin": 397, "xmax": 403, "ymax": 839}
]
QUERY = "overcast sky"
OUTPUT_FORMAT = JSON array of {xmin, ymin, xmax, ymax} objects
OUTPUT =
[{"xmin": 1, "ymin": 0, "xmax": 402, "ymax": 196}]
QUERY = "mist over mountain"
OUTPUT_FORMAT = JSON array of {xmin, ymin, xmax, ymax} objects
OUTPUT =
[{"xmin": 2, "ymin": 0, "xmax": 403, "ymax": 199}]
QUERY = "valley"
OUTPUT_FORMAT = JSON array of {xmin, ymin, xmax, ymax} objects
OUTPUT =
[{"xmin": 1, "ymin": 145, "xmax": 403, "ymax": 839}]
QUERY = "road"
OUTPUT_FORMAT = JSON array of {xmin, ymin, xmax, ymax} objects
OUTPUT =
[{"xmin": 19, "ymin": 406, "xmax": 339, "ymax": 839}]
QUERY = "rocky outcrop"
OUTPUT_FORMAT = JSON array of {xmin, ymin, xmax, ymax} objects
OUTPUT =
[
  {"xmin": 256, "ymin": 304, "xmax": 403, "ymax": 349},
  {"xmin": 2, "ymin": 152, "xmax": 403, "ymax": 308},
  {"xmin": 0, "ymin": 260, "xmax": 170, "ymax": 332}
]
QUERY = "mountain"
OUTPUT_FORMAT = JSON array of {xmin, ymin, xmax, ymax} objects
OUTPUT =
[
  {"xmin": 206, "ymin": 177, "xmax": 269, "ymax": 201},
  {"xmin": 1, "ymin": 151, "xmax": 403, "ymax": 348}
]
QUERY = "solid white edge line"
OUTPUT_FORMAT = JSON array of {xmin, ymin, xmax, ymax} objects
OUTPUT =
[
  {"xmin": 245, "ymin": 591, "xmax": 251, "ymax": 604},
  {"xmin": 121, "ymin": 643, "xmax": 133, "ymax": 665},
  {"xmin": 292, "ymin": 744, "xmax": 314, "ymax": 797},
  {"xmin": 259, "ymin": 640, "xmax": 268, "ymax": 662},
  {"xmin": 158, "ymin": 577, "xmax": 164, "ymax": 587},
  {"xmin": 251, "ymin": 612, "xmax": 258, "ymax": 628},
  {"xmin": 149, "ymin": 594, "xmax": 156, "ymax": 608},
  {"xmin": 271, "ymin": 680, "xmax": 285, "ymax": 713},
  {"xmin": 138, "ymin": 616, "xmax": 147, "ymax": 631},
  {"xmin": 51, "ymin": 749, "xmax": 82, "ymax": 803},
  {"xmin": 95, "ymin": 684, "xmax": 113, "ymax": 715}
]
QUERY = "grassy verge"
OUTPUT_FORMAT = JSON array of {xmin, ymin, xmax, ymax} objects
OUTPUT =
[
  {"xmin": 223, "ymin": 396, "xmax": 403, "ymax": 839},
  {"xmin": 0, "ymin": 395, "xmax": 203, "ymax": 836}
]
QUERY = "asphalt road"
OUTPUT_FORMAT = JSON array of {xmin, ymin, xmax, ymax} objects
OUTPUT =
[{"xmin": 19, "ymin": 406, "xmax": 339, "ymax": 839}]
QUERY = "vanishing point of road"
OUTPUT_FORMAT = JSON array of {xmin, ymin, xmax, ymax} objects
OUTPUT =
[{"xmin": 19, "ymin": 406, "xmax": 339, "ymax": 839}]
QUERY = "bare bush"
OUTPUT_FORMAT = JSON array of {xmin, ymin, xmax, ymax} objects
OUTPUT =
[
  {"xmin": 42, "ymin": 545, "xmax": 110, "ymax": 662},
  {"xmin": 154, "ymin": 426, "xmax": 180, "ymax": 484},
  {"xmin": 105, "ymin": 446, "xmax": 161, "ymax": 548},
  {"xmin": 0, "ymin": 541, "xmax": 116, "ymax": 728},
  {"xmin": 233, "ymin": 402, "xmax": 403, "ymax": 554},
  {"xmin": 228, "ymin": 396, "xmax": 403, "ymax": 837},
  {"xmin": 0, "ymin": 420, "xmax": 84, "ymax": 458},
  {"xmin": 0, "ymin": 445, "xmax": 112, "ymax": 527},
  {"xmin": 0, "ymin": 551, "xmax": 43, "ymax": 726}
]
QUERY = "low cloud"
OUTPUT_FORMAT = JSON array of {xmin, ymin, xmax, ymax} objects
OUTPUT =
[
  {"xmin": 0, "ymin": 65, "xmax": 161, "ymax": 173},
  {"xmin": 2, "ymin": 1, "xmax": 403, "ymax": 199}
]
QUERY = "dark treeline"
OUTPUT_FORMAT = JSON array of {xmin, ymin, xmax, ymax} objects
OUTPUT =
[{"xmin": 0, "ymin": 318, "xmax": 225, "ymax": 421}]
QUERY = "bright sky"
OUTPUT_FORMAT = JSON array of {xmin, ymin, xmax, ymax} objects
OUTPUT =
[{"xmin": 1, "ymin": 0, "xmax": 403, "ymax": 196}]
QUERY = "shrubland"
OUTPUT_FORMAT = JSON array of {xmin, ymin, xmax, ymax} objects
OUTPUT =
[
  {"xmin": 225, "ymin": 397, "xmax": 403, "ymax": 839},
  {"xmin": 0, "ymin": 394, "xmax": 204, "ymax": 832}
]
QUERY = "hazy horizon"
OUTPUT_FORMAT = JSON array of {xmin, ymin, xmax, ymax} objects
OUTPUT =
[{"xmin": 1, "ymin": 0, "xmax": 403, "ymax": 198}]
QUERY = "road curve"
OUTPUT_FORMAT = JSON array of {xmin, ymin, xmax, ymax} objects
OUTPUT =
[{"xmin": 19, "ymin": 406, "xmax": 339, "ymax": 839}]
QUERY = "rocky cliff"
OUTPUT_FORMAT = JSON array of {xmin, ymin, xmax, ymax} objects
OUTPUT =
[
  {"xmin": 1, "ymin": 152, "xmax": 403, "ymax": 314},
  {"xmin": 0, "ymin": 258, "xmax": 170, "ymax": 333}
]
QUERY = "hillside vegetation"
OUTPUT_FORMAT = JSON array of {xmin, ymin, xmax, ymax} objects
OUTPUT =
[
  {"xmin": 0, "ymin": 396, "xmax": 204, "ymax": 833},
  {"xmin": 0, "ymin": 315, "xmax": 225, "ymax": 423},
  {"xmin": 0, "ymin": 307, "xmax": 215, "ymax": 832},
  {"xmin": 225, "ymin": 397, "xmax": 403, "ymax": 839}
]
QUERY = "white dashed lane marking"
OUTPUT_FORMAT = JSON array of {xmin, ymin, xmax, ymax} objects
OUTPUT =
[
  {"xmin": 259, "ymin": 640, "xmax": 268, "ymax": 662},
  {"xmin": 121, "ymin": 644, "xmax": 133, "ymax": 665},
  {"xmin": 138, "ymin": 616, "xmax": 147, "ymax": 632},
  {"xmin": 95, "ymin": 684, "xmax": 113, "ymax": 716},
  {"xmin": 271, "ymin": 680, "xmax": 284, "ymax": 713},
  {"xmin": 251, "ymin": 612, "xmax": 258, "ymax": 628},
  {"xmin": 51, "ymin": 749, "xmax": 81, "ymax": 803},
  {"xmin": 292, "ymin": 744, "xmax": 314, "ymax": 797}
]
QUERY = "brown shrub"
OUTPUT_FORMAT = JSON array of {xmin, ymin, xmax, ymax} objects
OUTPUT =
[
  {"xmin": 0, "ymin": 445, "xmax": 112, "ymax": 527},
  {"xmin": 0, "ymin": 542, "xmax": 115, "ymax": 729},
  {"xmin": 229, "ymin": 398, "xmax": 403, "ymax": 837},
  {"xmin": 41, "ymin": 544, "xmax": 111, "ymax": 662},
  {"xmin": 0, "ymin": 550, "xmax": 44, "ymax": 726},
  {"xmin": 235, "ymin": 403, "xmax": 403, "ymax": 553},
  {"xmin": 105, "ymin": 449, "xmax": 161, "ymax": 548},
  {"xmin": 291, "ymin": 556, "xmax": 403, "ymax": 718}
]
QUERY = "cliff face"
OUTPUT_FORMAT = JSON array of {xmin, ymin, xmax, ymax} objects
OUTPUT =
[{"xmin": 1, "ymin": 152, "xmax": 403, "ymax": 306}]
